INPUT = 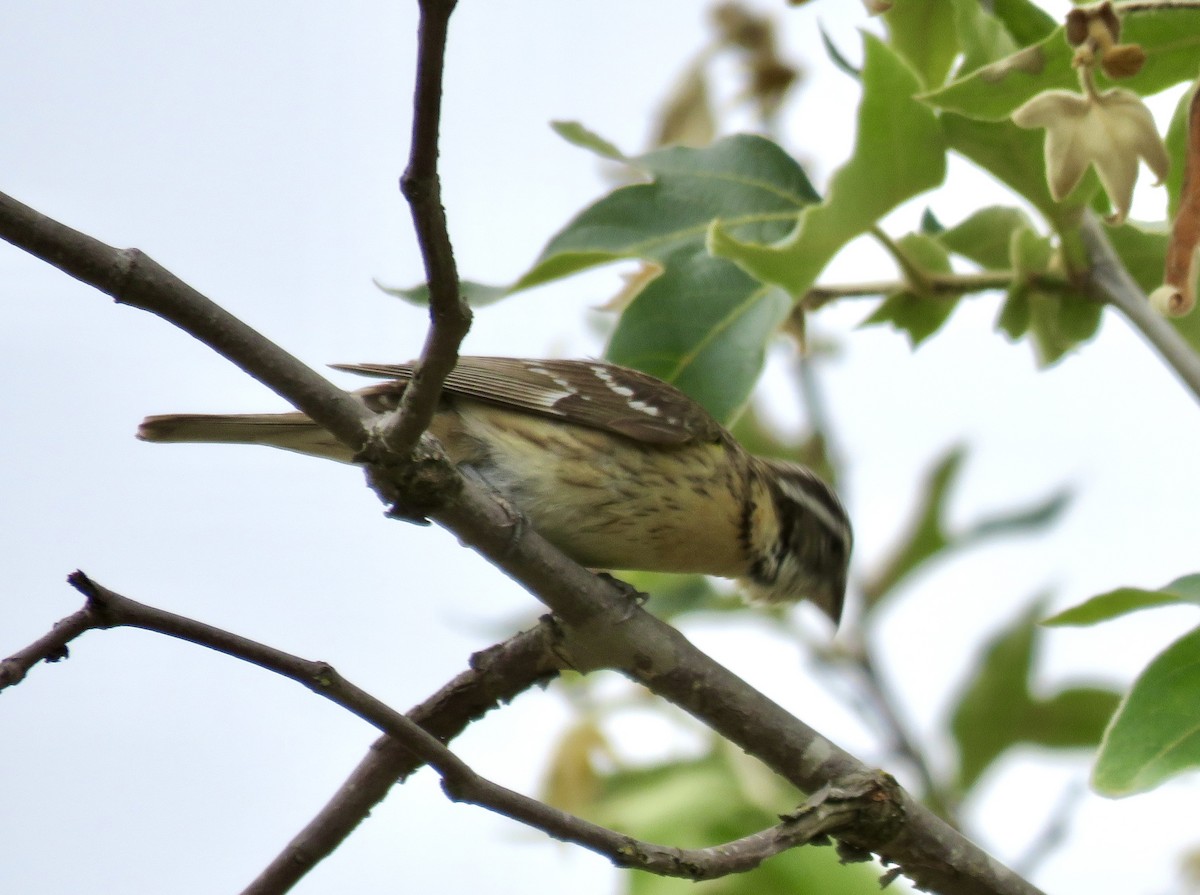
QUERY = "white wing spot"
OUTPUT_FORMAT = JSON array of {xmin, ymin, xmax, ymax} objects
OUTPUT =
[
  {"xmin": 628, "ymin": 399, "xmax": 662, "ymax": 417},
  {"xmin": 590, "ymin": 365, "xmax": 633, "ymax": 396}
]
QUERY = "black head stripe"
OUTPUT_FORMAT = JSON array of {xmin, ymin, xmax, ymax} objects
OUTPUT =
[{"xmin": 760, "ymin": 458, "xmax": 852, "ymax": 549}]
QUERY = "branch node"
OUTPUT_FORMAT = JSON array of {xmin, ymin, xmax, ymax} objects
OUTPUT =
[
  {"xmin": 785, "ymin": 770, "xmax": 906, "ymax": 862},
  {"xmin": 359, "ymin": 429, "xmax": 461, "ymax": 523},
  {"xmin": 65, "ymin": 570, "xmax": 116, "ymax": 624}
]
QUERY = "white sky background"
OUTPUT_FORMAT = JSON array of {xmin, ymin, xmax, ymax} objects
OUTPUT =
[{"xmin": 3, "ymin": 1, "xmax": 1199, "ymax": 893}]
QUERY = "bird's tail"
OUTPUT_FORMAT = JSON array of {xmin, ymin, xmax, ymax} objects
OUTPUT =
[{"xmin": 137, "ymin": 412, "xmax": 355, "ymax": 462}]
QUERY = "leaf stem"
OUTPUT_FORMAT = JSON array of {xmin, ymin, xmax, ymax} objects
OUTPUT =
[{"xmin": 801, "ymin": 270, "xmax": 1063, "ymax": 311}]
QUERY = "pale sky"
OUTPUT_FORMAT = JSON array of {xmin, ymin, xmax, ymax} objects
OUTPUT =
[{"xmin": 3, "ymin": 2, "xmax": 1199, "ymax": 893}]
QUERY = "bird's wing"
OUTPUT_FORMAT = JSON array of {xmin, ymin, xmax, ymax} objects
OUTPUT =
[{"xmin": 331, "ymin": 357, "xmax": 725, "ymax": 446}]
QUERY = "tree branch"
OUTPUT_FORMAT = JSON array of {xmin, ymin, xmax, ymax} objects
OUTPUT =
[
  {"xmin": 245, "ymin": 620, "xmax": 567, "ymax": 893},
  {"xmin": 0, "ymin": 602, "xmax": 92, "ymax": 690},
  {"xmin": 32, "ymin": 573, "xmax": 895, "ymax": 887},
  {"xmin": 1080, "ymin": 213, "xmax": 1200, "ymax": 404},
  {"xmin": 0, "ymin": 192, "xmax": 374, "ymax": 450},
  {"xmin": 386, "ymin": 0, "xmax": 473, "ymax": 457}
]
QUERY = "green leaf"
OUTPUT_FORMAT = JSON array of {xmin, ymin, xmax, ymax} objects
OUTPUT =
[
  {"xmin": 1028, "ymin": 687, "xmax": 1126, "ymax": 749},
  {"xmin": 952, "ymin": 601, "xmax": 1043, "ymax": 792},
  {"xmin": 1009, "ymin": 224, "xmax": 1054, "ymax": 277},
  {"xmin": 962, "ymin": 487, "xmax": 1071, "ymax": 543},
  {"xmin": 924, "ymin": 11, "xmax": 1200, "ymax": 123},
  {"xmin": 920, "ymin": 207, "xmax": 945, "ymax": 235},
  {"xmin": 1026, "ymin": 292, "xmax": 1104, "ymax": 366},
  {"xmin": 997, "ymin": 225, "xmax": 1040, "ymax": 341},
  {"xmin": 709, "ymin": 34, "xmax": 945, "ymax": 296},
  {"xmin": 819, "ymin": 24, "xmax": 860, "ymax": 80},
  {"xmin": 606, "ymin": 253, "xmax": 792, "ymax": 424},
  {"xmin": 619, "ymin": 570, "xmax": 736, "ymax": 619},
  {"xmin": 512, "ymin": 133, "xmax": 818, "ymax": 422},
  {"xmin": 951, "ymin": 600, "xmax": 1120, "ymax": 793},
  {"xmin": 1106, "ymin": 222, "xmax": 1169, "ymax": 295},
  {"xmin": 862, "ymin": 446, "xmax": 1069, "ymax": 608},
  {"xmin": 1119, "ymin": 10, "xmax": 1200, "ymax": 97},
  {"xmin": 860, "ymin": 233, "xmax": 957, "ymax": 347},
  {"xmin": 996, "ymin": 287, "xmax": 1031, "ymax": 340},
  {"xmin": 862, "ymin": 447, "xmax": 962, "ymax": 606},
  {"xmin": 1045, "ymin": 574, "xmax": 1200, "ymax": 627},
  {"xmin": 884, "ymin": 0, "xmax": 958, "ymax": 89},
  {"xmin": 922, "ymin": 28, "xmax": 1075, "ymax": 122},
  {"xmin": 951, "ymin": 0, "xmax": 1019, "ymax": 76},
  {"xmin": 994, "ymin": 224, "xmax": 1103, "ymax": 365},
  {"xmin": 990, "ymin": 0, "xmax": 1058, "ymax": 47},
  {"xmin": 939, "ymin": 205, "xmax": 1032, "ymax": 270},
  {"xmin": 1093, "ymin": 624, "xmax": 1200, "ymax": 797},
  {"xmin": 375, "ymin": 279, "xmax": 509, "ymax": 307},
  {"xmin": 550, "ymin": 120, "xmax": 626, "ymax": 160},
  {"xmin": 862, "ymin": 291, "xmax": 956, "ymax": 348}
]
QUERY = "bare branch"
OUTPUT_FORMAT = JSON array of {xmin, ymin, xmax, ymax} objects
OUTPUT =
[
  {"xmin": 1012, "ymin": 780, "xmax": 1085, "ymax": 879},
  {"xmin": 386, "ymin": 0, "xmax": 473, "ymax": 457},
  {"xmin": 246, "ymin": 620, "xmax": 567, "ymax": 893},
  {"xmin": 435, "ymin": 771, "xmax": 902, "ymax": 881},
  {"xmin": 0, "ymin": 599, "xmax": 95, "ymax": 691},
  {"xmin": 0, "ymin": 191, "xmax": 373, "ymax": 451},
  {"xmin": 852, "ymin": 639, "xmax": 961, "ymax": 825},
  {"xmin": 51, "ymin": 573, "xmax": 888, "ymax": 887}
]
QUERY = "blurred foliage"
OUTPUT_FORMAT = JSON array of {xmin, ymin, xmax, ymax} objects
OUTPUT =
[
  {"xmin": 861, "ymin": 446, "xmax": 1071, "ymax": 610},
  {"xmin": 541, "ymin": 728, "xmax": 883, "ymax": 894},
  {"xmin": 950, "ymin": 600, "xmax": 1120, "ymax": 794}
]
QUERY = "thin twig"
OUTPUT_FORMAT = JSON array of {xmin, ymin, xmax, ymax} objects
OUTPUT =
[
  {"xmin": 386, "ymin": 0, "xmax": 473, "ymax": 457},
  {"xmin": 800, "ymin": 270, "xmax": 1066, "ymax": 312},
  {"xmin": 855, "ymin": 642, "xmax": 960, "ymax": 825},
  {"xmin": 0, "ymin": 192, "xmax": 374, "ymax": 450},
  {"xmin": 1012, "ymin": 780, "xmax": 1086, "ymax": 879},
  {"xmin": 245, "ymin": 621, "xmax": 567, "ymax": 894},
  {"xmin": 0, "ymin": 603, "xmax": 94, "ymax": 690}
]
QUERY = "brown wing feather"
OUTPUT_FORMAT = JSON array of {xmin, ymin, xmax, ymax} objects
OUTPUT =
[{"xmin": 330, "ymin": 357, "xmax": 725, "ymax": 446}]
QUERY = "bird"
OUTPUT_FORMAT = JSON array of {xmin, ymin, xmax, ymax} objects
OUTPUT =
[{"xmin": 138, "ymin": 356, "xmax": 852, "ymax": 622}]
